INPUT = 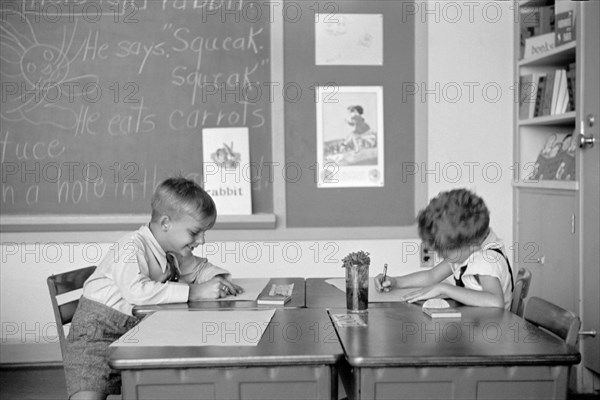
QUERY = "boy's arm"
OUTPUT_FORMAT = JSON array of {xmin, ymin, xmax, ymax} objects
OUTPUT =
[
  {"xmin": 177, "ymin": 254, "xmax": 230, "ymax": 284},
  {"xmin": 402, "ymin": 275, "xmax": 505, "ymax": 308},
  {"xmin": 377, "ymin": 260, "xmax": 453, "ymax": 291}
]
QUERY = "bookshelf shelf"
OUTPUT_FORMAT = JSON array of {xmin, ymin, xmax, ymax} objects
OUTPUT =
[
  {"xmin": 512, "ymin": 180, "xmax": 579, "ymax": 191},
  {"xmin": 518, "ymin": 111, "xmax": 576, "ymax": 126}
]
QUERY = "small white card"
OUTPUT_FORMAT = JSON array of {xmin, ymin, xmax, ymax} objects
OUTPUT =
[
  {"xmin": 202, "ymin": 127, "xmax": 252, "ymax": 215},
  {"xmin": 331, "ymin": 313, "xmax": 367, "ymax": 327}
]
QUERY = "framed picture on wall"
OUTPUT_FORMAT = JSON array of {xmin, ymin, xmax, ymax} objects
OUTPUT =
[{"xmin": 316, "ymin": 85, "xmax": 384, "ymax": 188}]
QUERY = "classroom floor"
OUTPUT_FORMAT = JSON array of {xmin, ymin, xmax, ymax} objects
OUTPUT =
[{"xmin": 0, "ymin": 365, "xmax": 598, "ymax": 400}]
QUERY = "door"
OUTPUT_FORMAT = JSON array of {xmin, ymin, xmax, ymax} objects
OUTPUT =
[{"xmin": 579, "ymin": 0, "xmax": 600, "ymax": 380}]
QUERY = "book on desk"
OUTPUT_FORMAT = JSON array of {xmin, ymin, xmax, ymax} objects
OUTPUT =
[
  {"xmin": 422, "ymin": 307, "xmax": 462, "ymax": 319},
  {"xmin": 257, "ymin": 283, "xmax": 294, "ymax": 305},
  {"xmin": 421, "ymin": 298, "xmax": 462, "ymax": 319}
]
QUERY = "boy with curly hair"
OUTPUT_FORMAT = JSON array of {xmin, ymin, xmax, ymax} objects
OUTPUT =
[{"xmin": 375, "ymin": 188, "xmax": 513, "ymax": 309}]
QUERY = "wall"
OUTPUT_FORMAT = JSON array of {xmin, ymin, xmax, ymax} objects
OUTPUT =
[
  {"xmin": 0, "ymin": 1, "xmax": 515, "ymax": 364},
  {"xmin": 426, "ymin": 1, "xmax": 515, "ymax": 251}
]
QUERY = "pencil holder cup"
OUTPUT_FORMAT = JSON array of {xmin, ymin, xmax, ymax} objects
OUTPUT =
[
  {"xmin": 342, "ymin": 251, "xmax": 370, "ymax": 313},
  {"xmin": 345, "ymin": 263, "xmax": 369, "ymax": 313}
]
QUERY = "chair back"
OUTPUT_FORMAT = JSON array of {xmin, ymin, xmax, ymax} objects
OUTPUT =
[
  {"xmin": 523, "ymin": 296, "xmax": 581, "ymax": 347},
  {"xmin": 47, "ymin": 266, "xmax": 96, "ymax": 357},
  {"xmin": 510, "ymin": 267, "xmax": 532, "ymax": 317}
]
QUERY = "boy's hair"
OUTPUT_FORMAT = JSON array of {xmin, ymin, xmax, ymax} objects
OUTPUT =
[
  {"xmin": 348, "ymin": 105, "xmax": 363, "ymax": 114},
  {"xmin": 151, "ymin": 177, "xmax": 217, "ymax": 228},
  {"xmin": 417, "ymin": 188, "xmax": 490, "ymax": 252}
]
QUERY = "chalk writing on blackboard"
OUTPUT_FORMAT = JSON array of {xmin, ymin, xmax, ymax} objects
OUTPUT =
[{"xmin": 1, "ymin": 0, "xmax": 272, "ymax": 215}]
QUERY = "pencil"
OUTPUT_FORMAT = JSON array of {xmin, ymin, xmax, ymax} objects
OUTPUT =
[{"xmin": 380, "ymin": 263, "xmax": 388, "ymax": 291}]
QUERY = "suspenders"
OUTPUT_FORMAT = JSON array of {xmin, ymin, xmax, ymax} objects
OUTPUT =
[{"xmin": 454, "ymin": 248, "xmax": 514, "ymax": 292}]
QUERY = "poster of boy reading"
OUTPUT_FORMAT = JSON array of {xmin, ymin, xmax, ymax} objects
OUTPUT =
[{"xmin": 316, "ymin": 86, "xmax": 384, "ymax": 188}]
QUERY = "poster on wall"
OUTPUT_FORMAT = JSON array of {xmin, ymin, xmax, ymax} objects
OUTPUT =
[
  {"xmin": 315, "ymin": 13, "xmax": 383, "ymax": 65},
  {"xmin": 202, "ymin": 127, "xmax": 252, "ymax": 214},
  {"xmin": 316, "ymin": 86, "xmax": 384, "ymax": 188}
]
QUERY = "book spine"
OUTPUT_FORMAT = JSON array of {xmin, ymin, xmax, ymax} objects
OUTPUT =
[
  {"xmin": 566, "ymin": 62, "xmax": 576, "ymax": 111},
  {"xmin": 541, "ymin": 70, "xmax": 555, "ymax": 116},
  {"xmin": 519, "ymin": 74, "xmax": 535, "ymax": 120},
  {"xmin": 533, "ymin": 75, "xmax": 546, "ymax": 118}
]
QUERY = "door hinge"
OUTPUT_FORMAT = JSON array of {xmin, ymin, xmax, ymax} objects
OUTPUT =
[{"xmin": 571, "ymin": 214, "xmax": 575, "ymax": 234}]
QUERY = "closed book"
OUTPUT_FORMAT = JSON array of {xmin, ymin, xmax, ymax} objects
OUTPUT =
[
  {"xmin": 540, "ymin": 70, "xmax": 556, "ymax": 116},
  {"xmin": 555, "ymin": 10, "xmax": 575, "ymax": 46},
  {"xmin": 566, "ymin": 63, "xmax": 576, "ymax": 111},
  {"xmin": 550, "ymin": 69, "xmax": 563, "ymax": 114},
  {"xmin": 519, "ymin": 74, "xmax": 537, "ymax": 120},
  {"xmin": 519, "ymin": 7, "xmax": 541, "ymax": 59},
  {"xmin": 423, "ymin": 307, "xmax": 462, "ymax": 319},
  {"xmin": 257, "ymin": 283, "xmax": 294, "ymax": 305},
  {"xmin": 533, "ymin": 74, "xmax": 546, "ymax": 118},
  {"xmin": 555, "ymin": 69, "xmax": 569, "ymax": 115},
  {"xmin": 539, "ymin": 5, "xmax": 555, "ymax": 34}
]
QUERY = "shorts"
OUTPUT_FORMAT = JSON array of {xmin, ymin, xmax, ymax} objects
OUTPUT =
[{"xmin": 64, "ymin": 296, "xmax": 139, "ymax": 397}]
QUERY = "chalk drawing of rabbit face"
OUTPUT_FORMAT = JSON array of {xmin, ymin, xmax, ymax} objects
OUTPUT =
[
  {"xmin": 0, "ymin": 8, "xmax": 99, "ymax": 129},
  {"xmin": 21, "ymin": 44, "xmax": 69, "ymax": 86}
]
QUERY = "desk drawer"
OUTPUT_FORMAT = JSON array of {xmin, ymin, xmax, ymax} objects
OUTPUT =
[
  {"xmin": 121, "ymin": 365, "xmax": 337, "ymax": 400},
  {"xmin": 345, "ymin": 365, "xmax": 569, "ymax": 400}
]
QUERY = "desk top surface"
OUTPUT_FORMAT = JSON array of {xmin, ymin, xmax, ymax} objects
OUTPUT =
[
  {"xmin": 109, "ymin": 307, "xmax": 343, "ymax": 370},
  {"xmin": 329, "ymin": 305, "xmax": 581, "ymax": 368},
  {"xmin": 306, "ymin": 277, "xmax": 405, "ymax": 308}
]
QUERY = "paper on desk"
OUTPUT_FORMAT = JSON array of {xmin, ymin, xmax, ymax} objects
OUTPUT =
[
  {"xmin": 193, "ymin": 278, "xmax": 270, "ymax": 302},
  {"xmin": 325, "ymin": 278, "xmax": 421, "ymax": 302},
  {"xmin": 111, "ymin": 309, "xmax": 276, "ymax": 347}
]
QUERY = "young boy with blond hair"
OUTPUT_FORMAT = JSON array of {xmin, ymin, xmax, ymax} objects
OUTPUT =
[{"xmin": 65, "ymin": 177, "xmax": 242, "ymax": 400}]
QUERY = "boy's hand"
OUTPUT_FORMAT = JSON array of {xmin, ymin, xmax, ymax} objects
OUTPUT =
[
  {"xmin": 188, "ymin": 277, "xmax": 244, "ymax": 300},
  {"xmin": 374, "ymin": 274, "xmax": 394, "ymax": 292}
]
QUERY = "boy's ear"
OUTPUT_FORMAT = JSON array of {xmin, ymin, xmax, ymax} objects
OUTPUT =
[{"xmin": 160, "ymin": 216, "xmax": 171, "ymax": 231}]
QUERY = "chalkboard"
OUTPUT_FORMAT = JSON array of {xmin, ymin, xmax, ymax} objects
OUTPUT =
[
  {"xmin": 284, "ymin": 0, "xmax": 415, "ymax": 227},
  {"xmin": 0, "ymin": 0, "xmax": 272, "ymax": 216}
]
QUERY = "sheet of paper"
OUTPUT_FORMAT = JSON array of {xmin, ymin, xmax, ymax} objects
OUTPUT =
[
  {"xmin": 315, "ymin": 13, "xmax": 383, "ymax": 65},
  {"xmin": 111, "ymin": 309, "xmax": 276, "ymax": 347},
  {"xmin": 325, "ymin": 278, "xmax": 421, "ymax": 302},
  {"xmin": 193, "ymin": 278, "xmax": 270, "ymax": 302}
]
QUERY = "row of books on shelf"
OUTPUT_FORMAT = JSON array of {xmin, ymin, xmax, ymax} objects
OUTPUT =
[
  {"xmin": 519, "ymin": 1, "xmax": 576, "ymax": 59},
  {"xmin": 519, "ymin": 63, "xmax": 575, "ymax": 120}
]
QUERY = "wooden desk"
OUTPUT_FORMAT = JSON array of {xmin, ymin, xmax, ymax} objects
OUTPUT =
[
  {"xmin": 330, "ymin": 305, "xmax": 581, "ymax": 400},
  {"xmin": 133, "ymin": 277, "xmax": 305, "ymax": 316},
  {"xmin": 110, "ymin": 308, "xmax": 343, "ymax": 400}
]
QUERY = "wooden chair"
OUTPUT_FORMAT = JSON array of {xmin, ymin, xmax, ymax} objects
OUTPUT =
[
  {"xmin": 524, "ymin": 296, "xmax": 581, "ymax": 347},
  {"xmin": 510, "ymin": 267, "xmax": 532, "ymax": 317},
  {"xmin": 523, "ymin": 296, "xmax": 581, "ymax": 396},
  {"xmin": 47, "ymin": 266, "xmax": 96, "ymax": 358}
]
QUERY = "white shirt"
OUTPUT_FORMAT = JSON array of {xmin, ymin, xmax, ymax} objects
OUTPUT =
[
  {"xmin": 83, "ymin": 225, "xmax": 229, "ymax": 316},
  {"xmin": 448, "ymin": 229, "xmax": 513, "ymax": 309}
]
